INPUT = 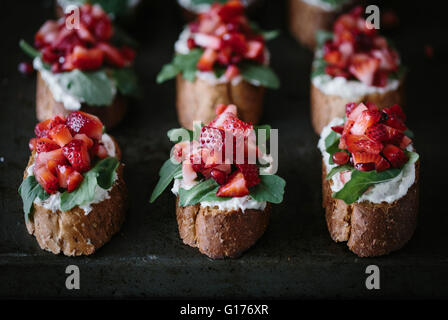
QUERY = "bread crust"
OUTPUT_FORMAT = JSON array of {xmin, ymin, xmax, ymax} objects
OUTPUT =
[
  {"xmin": 176, "ymin": 75, "xmax": 265, "ymax": 130},
  {"xmin": 322, "ymin": 160, "xmax": 419, "ymax": 257},
  {"xmin": 310, "ymin": 79, "xmax": 405, "ymax": 134},
  {"xmin": 36, "ymin": 71, "xmax": 128, "ymax": 129},
  {"xmin": 24, "ymin": 137, "xmax": 127, "ymax": 256},
  {"xmin": 288, "ymin": 0, "xmax": 354, "ymax": 49},
  {"xmin": 175, "ymin": 197, "xmax": 270, "ymax": 259}
]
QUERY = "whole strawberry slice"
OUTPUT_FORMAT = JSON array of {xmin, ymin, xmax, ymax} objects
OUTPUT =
[
  {"xmin": 349, "ymin": 54, "xmax": 380, "ymax": 86},
  {"xmin": 210, "ymin": 168, "xmax": 228, "ymax": 185},
  {"xmin": 66, "ymin": 111, "xmax": 103, "ymax": 140},
  {"xmin": 216, "ymin": 170, "xmax": 249, "ymax": 197},
  {"xmin": 236, "ymin": 164, "xmax": 260, "ymax": 187},
  {"xmin": 49, "ymin": 124, "xmax": 73, "ymax": 147},
  {"xmin": 62, "ymin": 139, "xmax": 91, "ymax": 173},
  {"xmin": 382, "ymin": 144, "xmax": 408, "ymax": 168},
  {"xmin": 350, "ymin": 109, "xmax": 381, "ymax": 135}
]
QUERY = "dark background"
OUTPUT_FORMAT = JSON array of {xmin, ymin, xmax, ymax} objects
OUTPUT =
[{"xmin": 0, "ymin": 0, "xmax": 447, "ymax": 299}]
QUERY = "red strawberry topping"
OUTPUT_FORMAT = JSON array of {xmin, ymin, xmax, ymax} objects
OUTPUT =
[
  {"xmin": 236, "ymin": 164, "xmax": 260, "ymax": 187},
  {"xmin": 66, "ymin": 111, "xmax": 103, "ymax": 140},
  {"xmin": 62, "ymin": 139, "xmax": 91, "ymax": 173},
  {"xmin": 216, "ymin": 170, "xmax": 249, "ymax": 197}
]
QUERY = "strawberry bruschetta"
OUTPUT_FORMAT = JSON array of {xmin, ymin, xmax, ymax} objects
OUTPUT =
[
  {"xmin": 318, "ymin": 102, "xmax": 419, "ymax": 257},
  {"xmin": 311, "ymin": 6, "xmax": 405, "ymax": 134},
  {"xmin": 157, "ymin": 0, "xmax": 280, "ymax": 130},
  {"xmin": 20, "ymin": 3, "xmax": 139, "ymax": 128},
  {"xmin": 19, "ymin": 111, "xmax": 127, "ymax": 256},
  {"xmin": 150, "ymin": 104, "xmax": 285, "ymax": 259}
]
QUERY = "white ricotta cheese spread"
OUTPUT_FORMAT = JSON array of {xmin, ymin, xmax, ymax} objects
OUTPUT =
[
  {"xmin": 171, "ymin": 178, "xmax": 266, "ymax": 212},
  {"xmin": 301, "ymin": 0, "xmax": 349, "ymax": 12},
  {"xmin": 317, "ymin": 118, "xmax": 416, "ymax": 204},
  {"xmin": 27, "ymin": 133, "xmax": 117, "ymax": 215}
]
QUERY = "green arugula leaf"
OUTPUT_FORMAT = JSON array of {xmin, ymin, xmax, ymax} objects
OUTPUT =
[
  {"xmin": 93, "ymin": 157, "xmax": 119, "ymax": 189},
  {"xmin": 178, "ymin": 179, "xmax": 227, "ymax": 206},
  {"xmin": 18, "ymin": 176, "xmax": 50, "ymax": 222},
  {"xmin": 58, "ymin": 69, "xmax": 115, "ymax": 106},
  {"xmin": 60, "ymin": 171, "xmax": 98, "ymax": 212},
  {"xmin": 332, "ymin": 151, "xmax": 419, "ymax": 204},
  {"xmin": 157, "ymin": 64, "xmax": 180, "ymax": 84},
  {"xmin": 157, "ymin": 49, "xmax": 204, "ymax": 83},
  {"xmin": 19, "ymin": 39, "xmax": 41, "ymax": 59},
  {"xmin": 254, "ymin": 124, "xmax": 271, "ymax": 141},
  {"xmin": 60, "ymin": 157, "xmax": 118, "ymax": 211},
  {"xmin": 311, "ymin": 57, "xmax": 328, "ymax": 78},
  {"xmin": 240, "ymin": 63, "xmax": 280, "ymax": 89},
  {"xmin": 326, "ymin": 165, "xmax": 353, "ymax": 180},
  {"xmin": 111, "ymin": 67, "xmax": 140, "ymax": 98},
  {"xmin": 250, "ymin": 174, "xmax": 286, "ymax": 204},
  {"xmin": 150, "ymin": 159, "xmax": 182, "ymax": 203}
]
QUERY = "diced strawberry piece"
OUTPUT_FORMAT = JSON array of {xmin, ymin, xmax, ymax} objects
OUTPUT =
[
  {"xmin": 236, "ymin": 163, "xmax": 260, "ymax": 187},
  {"xmin": 66, "ymin": 111, "xmax": 103, "ymax": 140},
  {"xmin": 97, "ymin": 42, "xmax": 126, "ymax": 67},
  {"xmin": 345, "ymin": 134, "xmax": 383, "ymax": 154},
  {"xmin": 352, "ymin": 152, "xmax": 389, "ymax": 171},
  {"xmin": 29, "ymin": 138, "xmax": 38, "ymax": 151},
  {"xmin": 373, "ymin": 70, "xmax": 388, "ymax": 87},
  {"xmin": 345, "ymin": 102, "xmax": 357, "ymax": 117},
  {"xmin": 210, "ymin": 169, "xmax": 228, "ymax": 185},
  {"xmin": 400, "ymin": 135, "xmax": 412, "ymax": 149},
  {"xmin": 324, "ymin": 50, "xmax": 344, "ymax": 67},
  {"xmin": 331, "ymin": 126, "xmax": 344, "ymax": 134},
  {"xmin": 76, "ymin": 24, "xmax": 95, "ymax": 43},
  {"xmin": 216, "ymin": 104, "xmax": 228, "ymax": 115},
  {"xmin": 384, "ymin": 125, "xmax": 404, "ymax": 145},
  {"xmin": 339, "ymin": 120, "xmax": 354, "ymax": 149},
  {"xmin": 34, "ymin": 119, "xmax": 52, "ymax": 138},
  {"xmin": 189, "ymin": 149, "xmax": 209, "ymax": 173},
  {"xmin": 35, "ymin": 137, "xmax": 60, "ymax": 153},
  {"xmin": 56, "ymin": 164, "xmax": 75, "ymax": 189},
  {"xmin": 182, "ymin": 162, "xmax": 197, "ymax": 187},
  {"xmin": 366, "ymin": 123, "xmax": 388, "ymax": 142},
  {"xmin": 94, "ymin": 17, "xmax": 113, "ymax": 41},
  {"xmin": 245, "ymin": 40, "xmax": 264, "ymax": 59},
  {"xmin": 200, "ymin": 126, "xmax": 225, "ymax": 152},
  {"xmin": 216, "ymin": 170, "xmax": 249, "ymax": 197},
  {"xmin": 194, "ymin": 33, "xmax": 222, "ymax": 50},
  {"xmin": 348, "ymin": 103, "xmax": 368, "ymax": 121},
  {"xmin": 69, "ymin": 46, "xmax": 104, "ymax": 71},
  {"xmin": 49, "ymin": 124, "xmax": 73, "ymax": 147},
  {"xmin": 224, "ymin": 64, "xmax": 240, "ymax": 81},
  {"xmin": 349, "ymin": 54, "xmax": 380, "ymax": 86},
  {"xmin": 62, "ymin": 139, "xmax": 91, "ymax": 173},
  {"xmin": 217, "ymin": 0, "xmax": 244, "ymax": 22},
  {"xmin": 222, "ymin": 117, "xmax": 253, "ymax": 137},
  {"xmin": 382, "ymin": 144, "xmax": 408, "ymax": 168},
  {"xmin": 222, "ymin": 32, "xmax": 247, "ymax": 55},
  {"xmin": 384, "ymin": 104, "xmax": 406, "ymax": 121},
  {"xmin": 197, "ymin": 48, "xmax": 218, "ymax": 71},
  {"xmin": 325, "ymin": 65, "xmax": 350, "ymax": 78},
  {"xmin": 74, "ymin": 133, "xmax": 93, "ymax": 149},
  {"xmin": 351, "ymin": 110, "xmax": 382, "ymax": 135},
  {"xmin": 92, "ymin": 143, "xmax": 108, "ymax": 159},
  {"xmin": 371, "ymin": 49, "xmax": 398, "ymax": 71},
  {"xmin": 49, "ymin": 115, "xmax": 66, "ymax": 128},
  {"xmin": 384, "ymin": 114, "xmax": 407, "ymax": 131},
  {"xmin": 332, "ymin": 151, "xmax": 349, "ymax": 165},
  {"xmin": 34, "ymin": 166, "xmax": 59, "ymax": 194},
  {"xmin": 365, "ymin": 102, "xmax": 379, "ymax": 111},
  {"xmin": 35, "ymin": 148, "xmax": 67, "ymax": 175},
  {"xmin": 67, "ymin": 170, "xmax": 83, "ymax": 192},
  {"xmin": 34, "ymin": 20, "xmax": 59, "ymax": 48},
  {"xmin": 334, "ymin": 14, "xmax": 356, "ymax": 35}
]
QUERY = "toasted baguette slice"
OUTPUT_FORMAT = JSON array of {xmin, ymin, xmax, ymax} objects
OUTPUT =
[
  {"xmin": 288, "ymin": 0, "xmax": 354, "ymax": 49},
  {"xmin": 24, "ymin": 137, "xmax": 127, "ymax": 256},
  {"xmin": 176, "ymin": 197, "xmax": 270, "ymax": 259},
  {"xmin": 36, "ymin": 71, "xmax": 128, "ymax": 129},
  {"xmin": 176, "ymin": 75, "xmax": 264, "ymax": 130},
  {"xmin": 322, "ymin": 161, "xmax": 419, "ymax": 257},
  {"xmin": 311, "ymin": 79, "xmax": 404, "ymax": 134}
]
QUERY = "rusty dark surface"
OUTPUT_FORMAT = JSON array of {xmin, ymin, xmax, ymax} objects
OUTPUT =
[{"xmin": 0, "ymin": 0, "xmax": 447, "ymax": 299}]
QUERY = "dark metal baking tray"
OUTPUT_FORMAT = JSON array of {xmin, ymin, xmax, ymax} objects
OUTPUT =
[{"xmin": 1, "ymin": 0, "xmax": 447, "ymax": 299}]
